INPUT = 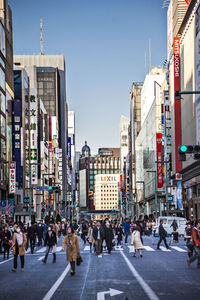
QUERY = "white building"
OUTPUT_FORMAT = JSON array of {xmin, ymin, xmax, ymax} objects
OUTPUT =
[
  {"xmin": 141, "ymin": 67, "xmax": 167, "ymax": 126},
  {"xmin": 94, "ymin": 174, "xmax": 120, "ymax": 210},
  {"xmin": 119, "ymin": 115, "xmax": 130, "ymax": 173}
]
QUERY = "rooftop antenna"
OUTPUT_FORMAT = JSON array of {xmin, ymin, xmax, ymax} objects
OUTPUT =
[
  {"xmin": 40, "ymin": 19, "xmax": 44, "ymax": 55},
  {"xmin": 149, "ymin": 38, "xmax": 151, "ymax": 72}
]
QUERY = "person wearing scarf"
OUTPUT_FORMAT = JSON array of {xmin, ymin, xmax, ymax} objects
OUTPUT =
[
  {"xmin": 62, "ymin": 226, "xmax": 80, "ymax": 276},
  {"xmin": 12, "ymin": 225, "xmax": 27, "ymax": 272}
]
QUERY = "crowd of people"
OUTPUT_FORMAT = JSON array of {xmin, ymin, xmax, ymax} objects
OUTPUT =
[{"xmin": 0, "ymin": 216, "xmax": 200, "ymax": 275}]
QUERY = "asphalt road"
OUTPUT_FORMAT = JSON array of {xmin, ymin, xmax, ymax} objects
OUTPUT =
[{"xmin": 0, "ymin": 235, "xmax": 200, "ymax": 300}]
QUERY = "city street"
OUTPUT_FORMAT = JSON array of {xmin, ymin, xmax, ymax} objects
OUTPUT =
[{"xmin": 0, "ymin": 236, "xmax": 199, "ymax": 300}]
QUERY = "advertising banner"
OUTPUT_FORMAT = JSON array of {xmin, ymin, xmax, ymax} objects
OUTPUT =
[
  {"xmin": 173, "ymin": 37, "xmax": 182, "ymax": 172},
  {"xmin": 30, "ymin": 90, "xmax": 38, "ymax": 184},
  {"xmin": 68, "ymin": 136, "xmax": 71, "ymax": 159},
  {"xmin": 177, "ymin": 181, "xmax": 183, "ymax": 210},
  {"xmin": 13, "ymin": 99, "xmax": 22, "ymax": 187},
  {"xmin": 9, "ymin": 161, "xmax": 16, "ymax": 194},
  {"xmin": 195, "ymin": 4, "xmax": 200, "ymax": 144},
  {"xmin": 156, "ymin": 133, "xmax": 163, "ymax": 189}
]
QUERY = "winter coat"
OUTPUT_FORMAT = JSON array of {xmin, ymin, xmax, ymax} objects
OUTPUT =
[
  {"xmin": 27, "ymin": 225, "xmax": 37, "ymax": 240},
  {"xmin": 88, "ymin": 227, "xmax": 95, "ymax": 244},
  {"xmin": 123, "ymin": 222, "xmax": 130, "ymax": 233},
  {"xmin": 93, "ymin": 226, "xmax": 105, "ymax": 240},
  {"xmin": 116, "ymin": 227, "xmax": 123, "ymax": 241},
  {"xmin": 37, "ymin": 225, "xmax": 43, "ymax": 237},
  {"xmin": 171, "ymin": 220, "xmax": 178, "ymax": 232},
  {"xmin": 12, "ymin": 233, "xmax": 27, "ymax": 256},
  {"xmin": 192, "ymin": 227, "xmax": 200, "ymax": 246},
  {"xmin": 131, "ymin": 230, "xmax": 143, "ymax": 250},
  {"xmin": 105, "ymin": 227, "xmax": 114, "ymax": 251},
  {"xmin": 2, "ymin": 231, "xmax": 11, "ymax": 246},
  {"xmin": 62, "ymin": 234, "xmax": 80, "ymax": 262},
  {"xmin": 44, "ymin": 231, "xmax": 57, "ymax": 247},
  {"xmin": 158, "ymin": 224, "xmax": 167, "ymax": 238}
]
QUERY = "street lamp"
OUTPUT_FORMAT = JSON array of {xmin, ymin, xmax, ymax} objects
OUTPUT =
[
  {"xmin": 136, "ymin": 181, "xmax": 145, "ymax": 216},
  {"xmin": 146, "ymin": 170, "xmax": 158, "ymax": 219}
]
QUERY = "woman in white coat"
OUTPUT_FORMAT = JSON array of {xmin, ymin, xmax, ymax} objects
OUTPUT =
[{"xmin": 131, "ymin": 225, "xmax": 143, "ymax": 258}]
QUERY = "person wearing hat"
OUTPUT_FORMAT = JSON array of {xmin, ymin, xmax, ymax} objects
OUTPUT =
[{"xmin": 42, "ymin": 225, "xmax": 57, "ymax": 264}]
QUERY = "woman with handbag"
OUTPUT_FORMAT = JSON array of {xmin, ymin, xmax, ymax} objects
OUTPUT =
[
  {"xmin": 62, "ymin": 226, "xmax": 80, "ymax": 276},
  {"xmin": 2, "ymin": 226, "xmax": 12, "ymax": 260},
  {"xmin": 12, "ymin": 225, "xmax": 27, "ymax": 272}
]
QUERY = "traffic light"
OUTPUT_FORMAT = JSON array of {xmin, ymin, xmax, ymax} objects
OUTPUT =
[
  {"xmin": 52, "ymin": 186, "xmax": 59, "ymax": 193},
  {"xmin": 49, "ymin": 186, "xmax": 53, "ymax": 191},
  {"xmin": 178, "ymin": 145, "xmax": 200, "ymax": 161}
]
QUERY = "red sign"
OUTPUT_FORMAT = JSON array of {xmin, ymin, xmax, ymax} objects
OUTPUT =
[
  {"xmin": 156, "ymin": 133, "xmax": 163, "ymax": 189},
  {"xmin": 120, "ymin": 174, "xmax": 123, "ymax": 192},
  {"xmin": 9, "ymin": 162, "xmax": 16, "ymax": 194},
  {"xmin": 185, "ymin": 0, "xmax": 191, "ymax": 5},
  {"xmin": 173, "ymin": 37, "xmax": 182, "ymax": 172}
]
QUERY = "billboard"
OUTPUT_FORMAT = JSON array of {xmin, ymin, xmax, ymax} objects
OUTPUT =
[
  {"xmin": 13, "ymin": 99, "xmax": 22, "ymax": 187},
  {"xmin": 79, "ymin": 169, "xmax": 86, "ymax": 207},
  {"xmin": 156, "ymin": 133, "xmax": 163, "ymax": 189},
  {"xmin": 9, "ymin": 161, "xmax": 16, "ymax": 194},
  {"xmin": 173, "ymin": 37, "xmax": 182, "ymax": 172},
  {"xmin": 95, "ymin": 174, "xmax": 120, "ymax": 184}
]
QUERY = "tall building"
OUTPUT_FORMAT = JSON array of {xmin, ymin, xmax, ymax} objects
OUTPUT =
[
  {"xmin": 94, "ymin": 174, "xmax": 120, "ymax": 210},
  {"xmin": 13, "ymin": 55, "xmax": 68, "ymax": 211},
  {"xmin": 119, "ymin": 115, "xmax": 129, "ymax": 173}
]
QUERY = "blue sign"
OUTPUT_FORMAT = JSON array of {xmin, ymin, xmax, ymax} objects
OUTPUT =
[
  {"xmin": 23, "ymin": 197, "xmax": 30, "ymax": 204},
  {"xmin": 13, "ymin": 99, "xmax": 22, "ymax": 188},
  {"xmin": 68, "ymin": 137, "xmax": 71, "ymax": 159},
  {"xmin": 0, "ymin": 200, "xmax": 6, "ymax": 207},
  {"xmin": 168, "ymin": 195, "xmax": 174, "ymax": 202},
  {"xmin": 177, "ymin": 181, "xmax": 183, "ymax": 210},
  {"xmin": 35, "ymin": 186, "xmax": 49, "ymax": 191}
]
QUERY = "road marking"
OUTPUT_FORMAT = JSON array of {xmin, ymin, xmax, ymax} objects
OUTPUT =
[
  {"xmin": 36, "ymin": 247, "xmax": 46, "ymax": 253},
  {"xmin": 42, "ymin": 264, "xmax": 70, "ymax": 300},
  {"xmin": 115, "ymin": 246, "xmax": 124, "ymax": 251},
  {"xmin": 84, "ymin": 245, "xmax": 90, "ymax": 251},
  {"xmin": 171, "ymin": 246, "xmax": 186, "ymax": 252},
  {"xmin": 97, "ymin": 288, "xmax": 123, "ymax": 300},
  {"xmin": 0, "ymin": 257, "xmax": 13, "ymax": 265},
  {"xmin": 120, "ymin": 251, "xmax": 159, "ymax": 300},
  {"xmin": 160, "ymin": 246, "xmax": 171, "ymax": 252},
  {"xmin": 142, "ymin": 246, "xmax": 155, "ymax": 251},
  {"xmin": 98, "ymin": 255, "xmax": 102, "ymax": 258},
  {"xmin": 56, "ymin": 246, "xmax": 62, "ymax": 252},
  {"xmin": 38, "ymin": 256, "xmax": 45, "ymax": 261}
]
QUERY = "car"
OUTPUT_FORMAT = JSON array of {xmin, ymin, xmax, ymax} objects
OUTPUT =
[{"xmin": 156, "ymin": 216, "xmax": 187, "ymax": 235}]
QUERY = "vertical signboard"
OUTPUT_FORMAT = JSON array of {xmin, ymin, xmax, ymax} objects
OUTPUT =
[
  {"xmin": 156, "ymin": 133, "xmax": 163, "ymax": 189},
  {"xmin": 177, "ymin": 181, "xmax": 183, "ymax": 210},
  {"xmin": 13, "ymin": 99, "xmax": 22, "ymax": 187},
  {"xmin": 9, "ymin": 161, "xmax": 16, "ymax": 193},
  {"xmin": 30, "ymin": 90, "xmax": 38, "ymax": 184},
  {"xmin": 195, "ymin": 4, "xmax": 200, "ymax": 145},
  {"xmin": 173, "ymin": 37, "xmax": 182, "ymax": 172},
  {"xmin": 68, "ymin": 137, "xmax": 71, "ymax": 159}
]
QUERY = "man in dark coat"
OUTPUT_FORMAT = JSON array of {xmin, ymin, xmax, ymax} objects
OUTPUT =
[
  {"xmin": 171, "ymin": 219, "xmax": 178, "ymax": 232},
  {"xmin": 104, "ymin": 223, "xmax": 114, "ymax": 254},
  {"xmin": 93, "ymin": 221, "xmax": 104, "ymax": 255},
  {"xmin": 27, "ymin": 222, "xmax": 37, "ymax": 254},
  {"xmin": 37, "ymin": 222, "xmax": 43, "ymax": 246},
  {"xmin": 157, "ymin": 220, "xmax": 170, "ymax": 250},
  {"xmin": 42, "ymin": 225, "xmax": 57, "ymax": 263}
]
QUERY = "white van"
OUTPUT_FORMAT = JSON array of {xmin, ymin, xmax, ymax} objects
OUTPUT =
[{"xmin": 156, "ymin": 216, "xmax": 187, "ymax": 236}]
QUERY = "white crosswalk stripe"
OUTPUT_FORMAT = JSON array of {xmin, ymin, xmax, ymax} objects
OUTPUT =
[
  {"xmin": 38, "ymin": 256, "xmax": 45, "ymax": 261},
  {"xmin": 56, "ymin": 246, "xmax": 63, "ymax": 252},
  {"xmin": 36, "ymin": 247, "xmax": 46, "ymax": 253},
  {"xmin": 142, "ymin": 246, "xmax": 155, "ymax": 251},
  {"xmin": 115, "ymin": 246, "xmax": 124, "ymax": 251},
  {"xmin": 84, "ymin": 245, "xmax": 90, "ymax": 251},
  {"xmin": 159, "ymin": 246, "xmax": 171, "ymax": 252},
  {"xmin": 171, "ymin": 246, "xmax": 187, "ymax": 252}
]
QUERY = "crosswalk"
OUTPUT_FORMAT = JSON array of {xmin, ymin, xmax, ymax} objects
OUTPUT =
[{"xmin": 127, "ymin": 245, "xmax": 186, "ymax": 253}]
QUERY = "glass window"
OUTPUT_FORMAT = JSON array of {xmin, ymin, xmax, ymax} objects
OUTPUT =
[
  {"xmin": 0, "ymin": 115, "xmax": 6, "ymax": 137},
  {"xmin": 0, "ymin": 138, "xmax": 6, "ymax": 160},
  {"xmin": 0, "ymin": 56, "xmax": 5, "ymax": 68}
]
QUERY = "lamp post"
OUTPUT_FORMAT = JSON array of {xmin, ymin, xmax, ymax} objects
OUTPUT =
[
  {"xmin": 146, "ymin": 170, "xmax": 158, "ymax": 219},
  {"xmin": 136, "ymin": 181, "xmax": 145, "ymax": 216}
]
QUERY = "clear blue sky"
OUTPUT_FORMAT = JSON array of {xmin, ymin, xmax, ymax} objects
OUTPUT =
[{"xmin": 10, "ymin": 0, "xmax": 167, "ymax": 155}]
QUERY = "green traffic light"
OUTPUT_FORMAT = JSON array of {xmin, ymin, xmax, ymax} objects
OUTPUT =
[
  {"xmin": 49, "ymin": 186, "xmax": 52, "ymax": 190},
  {"xmin": 180, "ymin": 145, "xmax": 187, "ymax": 152}
]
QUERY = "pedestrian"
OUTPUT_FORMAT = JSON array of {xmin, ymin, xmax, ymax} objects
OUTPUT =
[
  {"xmin": 116, "ymin": 223, "xmax": 123, "ymax": 247},
  {"xmin": 104, "ymin": 222, "xmax": 114, "ymax": 254},
  {"xmin": 12, "ymin": 225, "xmax": 27, "ymax": 272},
  {"xmin": 81, "ymin": 220, "xmax": 88, "ymax": 245},
  {"xmin": 171, "ymin": 219, "xmax": 178, "ymax": 232},
  {"xmin": 131, "ymin": 225, "xmax": 143, "ymax": 257},
  {"xmin": 0, "ymin": 226, "xmax": 3, "ymax": 254},
  {"xmin": 27, "ymin": 221, "xmax": 37, "ymax": 254},
  {"xmin": 88, "ymin": 223, "xmax": 95, "ymax": 253},
  {"xmin": 93, "ymin": 221, "xmax": 104, "ymax": 255},
  {"xmin": 187, "ymin": 220, "xmax": 200, "ymax": 268},
  {"xmin": 184, "ymin": 223, "xmax": 193, "ymax": 258},
  {"xmin": 2, "ymin": 226, "xmax": 11, "ymax": 260},
  {"xmin": 62, "ymin": 226, "xmax": 80, "ymax": 276},
  {"xmin": 61, "ymin": 221, "xmax": 66, "ymax": 236},
  {"xmin": 157, "ymin": 220, "xmax": 170, "ymax": 250},
  {"xmin": 123, "ymin": 218, "xmax": 130, "ymax": 245},
  {"xmin": 42, "ymin": 225, "xmax": 57, "ymax": 264},
  {"xmin": 37, "ymin": 222, "xmax": 43, "ymax": 246}
]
